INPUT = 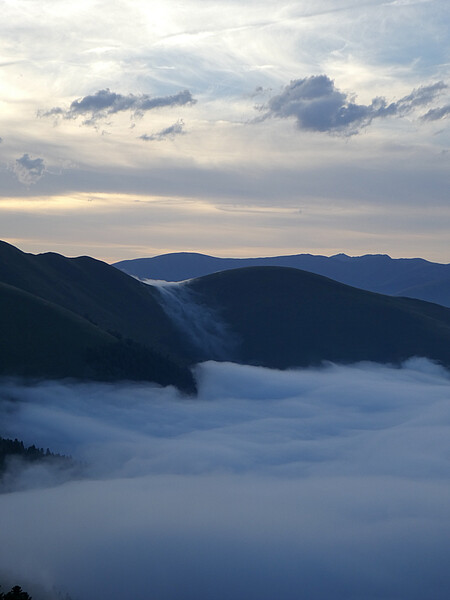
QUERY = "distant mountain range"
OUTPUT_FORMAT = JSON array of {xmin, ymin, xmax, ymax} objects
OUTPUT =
[
  {"xmin": 1, "ymin": 241, "xmax": 450, "ymax": 390},
  {"xmin": 114, "ymin": 252, "xmax": 450, "ymax": 308}
]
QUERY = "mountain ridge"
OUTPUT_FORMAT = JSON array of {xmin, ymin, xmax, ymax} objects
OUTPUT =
[
  {"xmin": 114, "ymin": 251, "xmax": 450, "ymax": 308},
  {"xmin": 1, "ymin": 241, "xmax": 450, "ymax": 389}
]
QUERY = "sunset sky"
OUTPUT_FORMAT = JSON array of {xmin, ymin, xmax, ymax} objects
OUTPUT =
[{"xmin": 0, "ymin": 0, "xmax": 449, "ymax": 262}]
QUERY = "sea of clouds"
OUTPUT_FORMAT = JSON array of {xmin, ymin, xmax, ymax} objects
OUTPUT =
[{"xmin": 1, "ymin": 359, "xmax": 450, "ymax": 600}]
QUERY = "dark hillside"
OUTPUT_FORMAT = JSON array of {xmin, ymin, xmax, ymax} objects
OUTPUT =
[
  {"xmin": 0, "ymin": 241, "xmax": 195, "ymax": 391},
  {"xmin": 0, "ymin": 240, "xmax": 184, "ymax": 355},
  {"xmin": 0, "ymin": 282, "xmax": 195, "ymax": 391},
  {"xmin": 0, "ymin": 281, "xmax": 115, "ymax": 379},
  {"xmin": 186, "ymin": 267, "xmax": 450, "ymax": 369}
]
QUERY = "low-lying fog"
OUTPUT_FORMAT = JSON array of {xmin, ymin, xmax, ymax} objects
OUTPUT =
[{"xmin": 1, "ymin": 359, "xmax": 450, "ymax": 600}]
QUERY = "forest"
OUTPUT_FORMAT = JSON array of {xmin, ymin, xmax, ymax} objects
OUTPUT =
[{"xmin": 0, "ymin": 436, "xmax": 72, "ymax": 477}]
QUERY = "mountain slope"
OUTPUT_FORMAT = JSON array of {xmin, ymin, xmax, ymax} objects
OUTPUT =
[
  {"xmin": 171, "ymin": 266, "xmax": 450, "ymax": 369},
  {"xmin": 114, "ymin": 251, "xmax": 450, "ymax": 308},
  {"xmin": 0, "ymin": 241, "xmax": 184, "ymax": 352},
  {"xmin": 0, "ymin": 281, "xmax": 114, "ymax": 378},
  {"xmin": 0, "ymin": 242, "xmax": 195, "ymax": 391},
  {"xmin": 0, "ymin": 281, "xmax": 195, "ymax": 390}
]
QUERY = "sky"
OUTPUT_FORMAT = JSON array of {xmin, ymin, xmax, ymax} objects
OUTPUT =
[
  {"xmin": 1, "ymin": 359, "xmax": 450, "ymax": 600},
  {"xmin": 0, "ymin": 0, "xmax": 449, "ymax": 263}
]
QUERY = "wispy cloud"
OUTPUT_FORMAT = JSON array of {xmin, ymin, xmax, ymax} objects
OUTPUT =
[
  {"xmin": 139, "ymin": 120, "xmax": 186, "ymax": 141},
  {"xmin": 262, "ymin": 75, "xmax": 447, "ymax": 135},
  {"xmin": 421, "ymin": 104, "xmax": 450, "ymax": 122},
  {"xmin": 40, "ymin": 89, "xmax": 196, "ymax": 125}
]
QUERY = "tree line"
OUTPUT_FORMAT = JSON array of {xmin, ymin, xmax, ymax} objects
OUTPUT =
[
  {"xmin": 0, "ymin": 436, "xmax": 72, "ymax": 475},
  {"xmin": 0, "ymin": 586, "xmax": 31, "ymax": 599}
]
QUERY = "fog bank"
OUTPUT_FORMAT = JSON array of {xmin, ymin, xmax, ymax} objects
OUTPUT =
[{"xmin": 0, "ymin": 359, "xmax": 449, "ymax": 600}]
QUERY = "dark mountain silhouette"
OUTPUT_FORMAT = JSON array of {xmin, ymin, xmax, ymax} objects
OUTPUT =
[
  {"xmin": 0, "ymin": 241, "xmax": 195, "ymax": 392},
  {"xmin": 2, "ymin": 240, "xmax": 450, "ymax": 388},
  {"xmin": 167, "ymin": 266, "xmax": 450, "ymax": 369},
  {"xmin": 114, "ymin": 251, "xmax": 450, "ymax": 308}
]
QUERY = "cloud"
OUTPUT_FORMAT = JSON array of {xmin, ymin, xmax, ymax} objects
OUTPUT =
[
  {"xmin": 139, "ymin": 119, "xmax": 186, "ymax": 141},
  {"xmin": 11, "ymin": 154, "xmax": 46, "ymax": 185},
  {"xmin": 40, "ymin": 89, "xmax": 197, "ymax": 124},
  {"xmin": 421, "ymin": 104, "xmax": 450, "ymax": 122},
  {"xmin": 263, "ymin": 75, "xmax": 447, "ymax": 135},
  {"xmin": 0, "ymin": 359, "xmax": 450, "ymax": 600},
  {"xmin": 390, "ymin": 81, "xmax": 448, "ymax": 112},
  {"xmin": 147, "ymin": 280, "xmax": 238, "ymax": 359}
]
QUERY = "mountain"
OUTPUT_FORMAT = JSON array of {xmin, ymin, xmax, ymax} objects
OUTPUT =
[
  {"xmin": 2, "ymin": 240, "xmax": 450, "ymax": 387},
  {"xmin": 0, "ymin": 241, "xmax": 195, "ymax": 392},
  {"xmin": 157, "ymin": 266, "xmax": 450, "ymax": 369},
  {"xmin": 0, "ymin": 241, "xmax": 184, "ymax": 351},
  {"xmin": 114, "ymin": 252, "xmax": 450, "ymax": 308}
]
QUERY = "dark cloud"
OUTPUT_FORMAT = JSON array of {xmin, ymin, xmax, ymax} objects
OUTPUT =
[
  {"xmin": 263, "ymin": 75, "xmax": 447, "ymax": 135},
  {"xmin": 40, "ymin": 89, "xmax": 196, "ymax": 124},
  {"xmin": 139, "ymin": 119, "xmax": 185, "ymax": 141},
  {"xmin": 421, "ymin": 104, "xmax": 450, "ymax": 122},
  {"xmin": 1, "ymin": 360, "xmax": 450, "ymax": 600},
  {"xmin": 11, "ymin": 153, "xmax": 46, "ymax": 185}
]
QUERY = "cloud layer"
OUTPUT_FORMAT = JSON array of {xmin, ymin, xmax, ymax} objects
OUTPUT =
[
  {"xmin": 1, "ymin": 359, "xmax": 450, "ymax": 600},
  {"xmin": 1, "ymin": 0, "xmax": 450, "ymax": 261}
]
